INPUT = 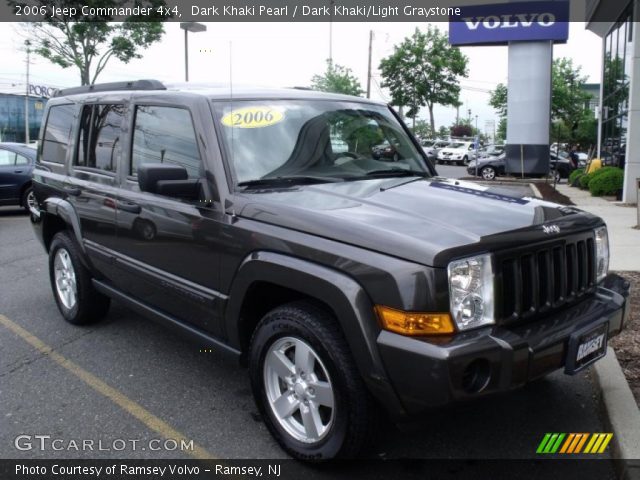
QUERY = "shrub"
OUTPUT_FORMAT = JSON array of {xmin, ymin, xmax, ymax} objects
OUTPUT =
[
  {"xmin": 569, "ymin": 168, "xmax": 584, "ymax": 186},
  {"xmin": 579, "ymin": 166, "xmax": 611, "ymax": 190},
  {"xmin": 579, "ymin": 172, "xmax": 592, "ymax": 189},
  {"xmin": 589, "ymin": 168, "xmax": 624, "ymax": 196}
]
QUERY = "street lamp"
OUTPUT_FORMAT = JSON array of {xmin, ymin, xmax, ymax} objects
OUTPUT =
[{"xmin": 180, "ymin": 22, "xmax": 207, "ymax": 82}]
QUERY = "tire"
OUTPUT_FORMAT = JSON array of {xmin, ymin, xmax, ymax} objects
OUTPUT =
[
  {"xmin": 48, "ymin": 231, "xmax": 110, "ymax": 325},
  {"xmin": 462, "ymin": 155, "xmax": 469, "ymax": 166},
  {"xmin": 481, "ymin": 166, "xmax": 496, "ymax": 180},
  {"xmin": 21, "ymin": 186, "xmax": 35, "ymax": 213},
  {"xmin": 133, "ymin": 219, "xmax": 156, "ymax": 241},
  {"xmin": 249, "ymin": 301, "xmax": 377, "ymax": 460}
]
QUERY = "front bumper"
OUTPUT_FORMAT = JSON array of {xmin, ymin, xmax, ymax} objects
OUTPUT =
[{"xmin": 377, "ymin": 273, "xmax": 630, "ymax": 415}]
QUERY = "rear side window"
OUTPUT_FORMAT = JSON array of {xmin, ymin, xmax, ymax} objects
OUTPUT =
[
  {"xmin": 16, "ymin": 154, "xmax": 30, "ymax": 165},
  {"xmin": 131, "ymin": 106, "xmax": 201, "ymax": 178},
  {"xmin": 42, "ymin": 104, "xmax": 74, "ymax": 164},
  {"xmin": 0, "ymin": 149, "xmax": 16, "ymax": 165},
  {"xmin": 75, "ymin": 104, "xmax": 125, "ymax": 173}
]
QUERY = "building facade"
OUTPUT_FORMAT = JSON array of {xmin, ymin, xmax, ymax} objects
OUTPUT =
[
  {"xmin": 587, "ymin": 0, "xmax": 639, "ymax": 203},
  {"xmin": 0, "ymin": 84, "xmax": 53, "ymax": 144}
]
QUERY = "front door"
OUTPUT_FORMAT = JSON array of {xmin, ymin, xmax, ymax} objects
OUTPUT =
[{"xmin": 112, "ymin": 102, "xmax": 225, "ymax": 335}]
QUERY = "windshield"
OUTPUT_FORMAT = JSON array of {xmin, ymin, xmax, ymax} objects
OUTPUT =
[
  {"xmin": 449, "ymin": 143, "xmax": 465, "ymax": 149},
  {"xmin": 213, "ymin": 100, "xmax": 430, "ymax": 185}
]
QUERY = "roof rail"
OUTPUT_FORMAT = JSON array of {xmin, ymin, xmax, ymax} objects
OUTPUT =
[{"xmin": 54, "ymin": 79, "xmax": 166, "ymax": 97}]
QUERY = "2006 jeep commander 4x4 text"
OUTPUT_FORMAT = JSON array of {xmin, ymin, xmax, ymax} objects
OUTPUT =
[{"xmin": 30, "ymin": 80, "xmax": 629, "ymax": 460}]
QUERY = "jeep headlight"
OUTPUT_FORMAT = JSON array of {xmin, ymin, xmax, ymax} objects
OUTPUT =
[
  {"xmin": 448, "ymin": 254, "xmax": 495, "ymax": 330},
  {"xmin": 594, "ymin": 226, "xmax": 609, "ymax": 282}
]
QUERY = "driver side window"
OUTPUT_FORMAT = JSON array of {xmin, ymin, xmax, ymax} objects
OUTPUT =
[{"xmin": 131, "ymin": 106, "xmax": 202, "ymax": 178}]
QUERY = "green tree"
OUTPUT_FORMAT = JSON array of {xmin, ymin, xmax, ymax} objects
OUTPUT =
[
  {"xmin": 411, "ymin": 119, "xmax": 433, "ymax": 139},
  {"xmin": 379, "ymin": 26, "xmax": 468, "ymax": 131},
  {"xmin": 489, "ymin": 83, "xmax": 508, "ymax": 118},
  {"xmin": 311, "ymin": 60, "xmax": 364, "ymax": 97},
  {"xmin": 437, "ymin": 126, "xmax": 449, "ymax": 138},
  {"xmin": 18, "ymin": 0, "xmax": 168, "ymax": 85},
  {"xmin": 496, "ymin": 118, "xmax": 507, "ymax": 142}
]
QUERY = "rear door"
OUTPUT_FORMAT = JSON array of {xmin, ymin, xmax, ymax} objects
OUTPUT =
[
  {"xmin": 0, "ymin": 148, "xmax": 19, "ymax": 202},
  {"xmin": 65, "ymin": 102, "xmax": 126, "ymax": 281},
  {"xmin": 111, "ymin": 99, "xmax": 225, "ymax": 335}
]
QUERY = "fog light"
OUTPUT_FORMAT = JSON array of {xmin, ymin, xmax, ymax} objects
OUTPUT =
[
  {"xmin": 375, "ymin": 306, "xmax": 455, "ymax": 336},
  {"xmin": 461, "ymin": 359, "xmax": 491, "ymax": 394}
]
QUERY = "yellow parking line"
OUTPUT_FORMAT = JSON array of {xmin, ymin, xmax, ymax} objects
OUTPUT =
[{"xmin": 0, "ymin": 314, "xmax": 213, "ymax": 460}]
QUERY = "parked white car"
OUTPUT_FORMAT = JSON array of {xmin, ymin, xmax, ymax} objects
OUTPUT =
[{"xmin": 436, "ymin": 141, "xmax": 478, "ymax": 165}]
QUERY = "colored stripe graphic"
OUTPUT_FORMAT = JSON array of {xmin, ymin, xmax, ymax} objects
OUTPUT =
[{"xmin": 537, "ymin": 433, "xmax": 613, "ymax": 454}]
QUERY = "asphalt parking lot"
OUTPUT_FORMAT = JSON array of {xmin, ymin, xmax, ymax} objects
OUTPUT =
[{"xmin": 0, "ymin": 205, "xmax": 617, "ymax": 477}]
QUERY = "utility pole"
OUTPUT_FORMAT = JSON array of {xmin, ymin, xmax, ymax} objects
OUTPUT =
[
  {"xmin": 329, "ymin": 0, "xmax": 334, "ymax": 65},
  {"xmin": 24, "ymin": 40, "xmax": 31, "ymax": 144},
  {"xmin": 366, "ymin": 30, "xmax": 373, "ymax": 99}
]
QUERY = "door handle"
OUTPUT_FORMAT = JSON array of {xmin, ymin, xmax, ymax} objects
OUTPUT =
[
  {"xmin": 14, "ymin": 170, "xmax": 24, "ymax": 173},
  {"xmin": 116, "ymin": 201, "xmax": 141, "ymax": 214},
  {"xmin": 64, "ymin": 187, "xmax": 81, "ymax": 196}
]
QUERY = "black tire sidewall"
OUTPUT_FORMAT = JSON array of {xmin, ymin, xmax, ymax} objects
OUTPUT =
[
  {"xmin": 21, "ymin": 187, "xmax": 33, "ymax": 212},
  {"xmin": 49, "ymin": 235, "xmax": 81, "ymax": 322},
  {"xmin": 249, "ymin": 308, "xmax": 353, "ymax": 460},
  {"xmin": 48, "ymin": 232, "xmax": 109, "ymax": 325}
]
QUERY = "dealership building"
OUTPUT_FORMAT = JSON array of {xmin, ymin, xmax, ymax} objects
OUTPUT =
[
  {"xmin": 0, "ymin": 83, "xmax": 55, "ymax": 144},
  {"xmin": 587, "ymin": 0, "xmax": 640, "ymax": 203}
]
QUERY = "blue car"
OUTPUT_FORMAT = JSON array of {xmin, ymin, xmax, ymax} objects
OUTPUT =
[{"xmin": 0, "ymin": 143, "xmax": 37, "ymax": 212}]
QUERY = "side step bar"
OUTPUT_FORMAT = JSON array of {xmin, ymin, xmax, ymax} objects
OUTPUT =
[{"xmin": 92, "ymin": 279, "xmax": 241, "ymax": 360}]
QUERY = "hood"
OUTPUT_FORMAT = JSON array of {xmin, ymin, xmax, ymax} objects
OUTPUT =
[{"xmin": 235, "ymin": 178, "xmax": 600, "ymax": 267}]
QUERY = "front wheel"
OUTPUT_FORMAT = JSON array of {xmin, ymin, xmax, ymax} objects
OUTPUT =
[
  {"xmin": 462, "ymin": 155, "xmax": 469, "ymax": 166},
  {"xmin": 249, "ymin": 301, "xmax": 377, "ymax": 460},
  {"xmin": 481, "ymin": 166, "xmax": 496, "ymax": 180}
]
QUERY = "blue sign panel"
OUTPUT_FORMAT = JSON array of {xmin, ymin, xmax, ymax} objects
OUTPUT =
[{"xmin": 449, "ymin": 1, "xmax": 569, "ymax": 46}]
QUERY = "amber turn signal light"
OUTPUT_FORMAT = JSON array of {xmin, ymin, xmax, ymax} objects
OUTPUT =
[{"xmin": 375, "ymin": 306, "xmax": 455, "ymax": 336}]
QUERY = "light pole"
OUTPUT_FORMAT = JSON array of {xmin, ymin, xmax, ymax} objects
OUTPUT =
[
  {"xmin": 24, "ymin": 40, "xmax": 31, "ymax": 144},
  {"xmin": 180, "ymin": 22, "xmax": 207, "ymax": 82}
]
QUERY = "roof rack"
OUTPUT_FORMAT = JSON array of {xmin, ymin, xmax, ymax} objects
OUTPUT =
[{"xmin": 54, "ymin": 79, "xmax": 166, "ymax": 97}]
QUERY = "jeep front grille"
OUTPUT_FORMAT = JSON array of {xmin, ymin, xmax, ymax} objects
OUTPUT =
[{"xmin": 497, "ymin": 234, "xmax": 596, "ymax": 323}]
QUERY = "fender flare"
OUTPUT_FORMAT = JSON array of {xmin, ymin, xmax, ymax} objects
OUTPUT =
[
  {"xmin": 225, "ymin": 251, "xmax": 402, "ymax": 410},
  {"xmin": 42, "ymin": 197, "xmax": 85, "ymax": 254}
]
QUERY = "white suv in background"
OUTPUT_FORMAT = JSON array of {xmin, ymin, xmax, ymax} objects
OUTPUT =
[{"xmin": 436, "ymin": 141, "xmax": 477, "ymax": 166}]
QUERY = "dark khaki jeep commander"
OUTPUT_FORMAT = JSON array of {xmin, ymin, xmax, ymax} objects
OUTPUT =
[{"xmin": 30, "ymin": 80, "xmax": 629, "ymax": 460}]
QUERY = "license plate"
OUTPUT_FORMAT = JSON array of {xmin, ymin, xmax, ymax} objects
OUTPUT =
[{"xmin": 564, "ymin": 322, "xmax": 608, "ymax": 375}]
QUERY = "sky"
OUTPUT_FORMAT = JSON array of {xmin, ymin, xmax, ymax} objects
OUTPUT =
[{"xmin": 0, "ymin": 20, "xmax": 602, "ymax": 137}]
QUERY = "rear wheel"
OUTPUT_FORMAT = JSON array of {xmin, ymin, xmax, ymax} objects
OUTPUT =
[
  {"xmin": 249, "ymin": 301, "xmax": 377, "ymax": 460},
  {"xmin": 49, "ymin": 232, "xmax": 110, "ymax": 325},
  {"xmin": 481, "ymin": 166, "xmax": 496, "ymax": 180},
  {"xmin": 21, "ymin": 186, "xmax": 35, "ymax": 213}
]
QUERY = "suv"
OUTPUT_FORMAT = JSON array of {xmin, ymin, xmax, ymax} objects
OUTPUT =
[
  {"xmin": 436, "ymin": 141, "xmax": 477, "ymax": 166},
  {"xmin": 30, "ymin": 80, "xmax": 629, "ymax": 460}
]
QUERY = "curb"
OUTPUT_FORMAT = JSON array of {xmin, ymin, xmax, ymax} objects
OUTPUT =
[
  {"xmin": 593, "ymin": 347, "xmax": 640, "ymax": 480},
  {"xmin": 529, "ymin": 182, "xmax": 543, "ymax": 199}
]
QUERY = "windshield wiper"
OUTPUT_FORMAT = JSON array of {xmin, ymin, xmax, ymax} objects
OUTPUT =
[{"xmin": 237, "ymin": 175, "xmax": 342, "ymax": 189}]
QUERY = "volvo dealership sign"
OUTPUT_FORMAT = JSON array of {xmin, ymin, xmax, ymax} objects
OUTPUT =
[{"xmin": 450, "ymin": 1, "xmax": 569, "ymax": 46}]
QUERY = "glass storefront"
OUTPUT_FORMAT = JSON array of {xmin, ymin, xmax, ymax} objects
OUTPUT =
[
  {"xmin": 0, "ymin": 94, "xmax": 47, "ymax": 143},
  {"xmin": 601, "ymin": 7, "xmax": 633, "ymax": 167}
]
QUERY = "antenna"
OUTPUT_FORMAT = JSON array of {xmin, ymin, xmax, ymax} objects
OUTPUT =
[{"xmin": 229, "ymin": 40, "xmax": 235, "ymax": 202}]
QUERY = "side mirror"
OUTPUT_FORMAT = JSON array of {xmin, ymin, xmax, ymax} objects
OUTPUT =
[{"xmin": 137, "ymin": 163, "xmax": 200, "ymax": 200}]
